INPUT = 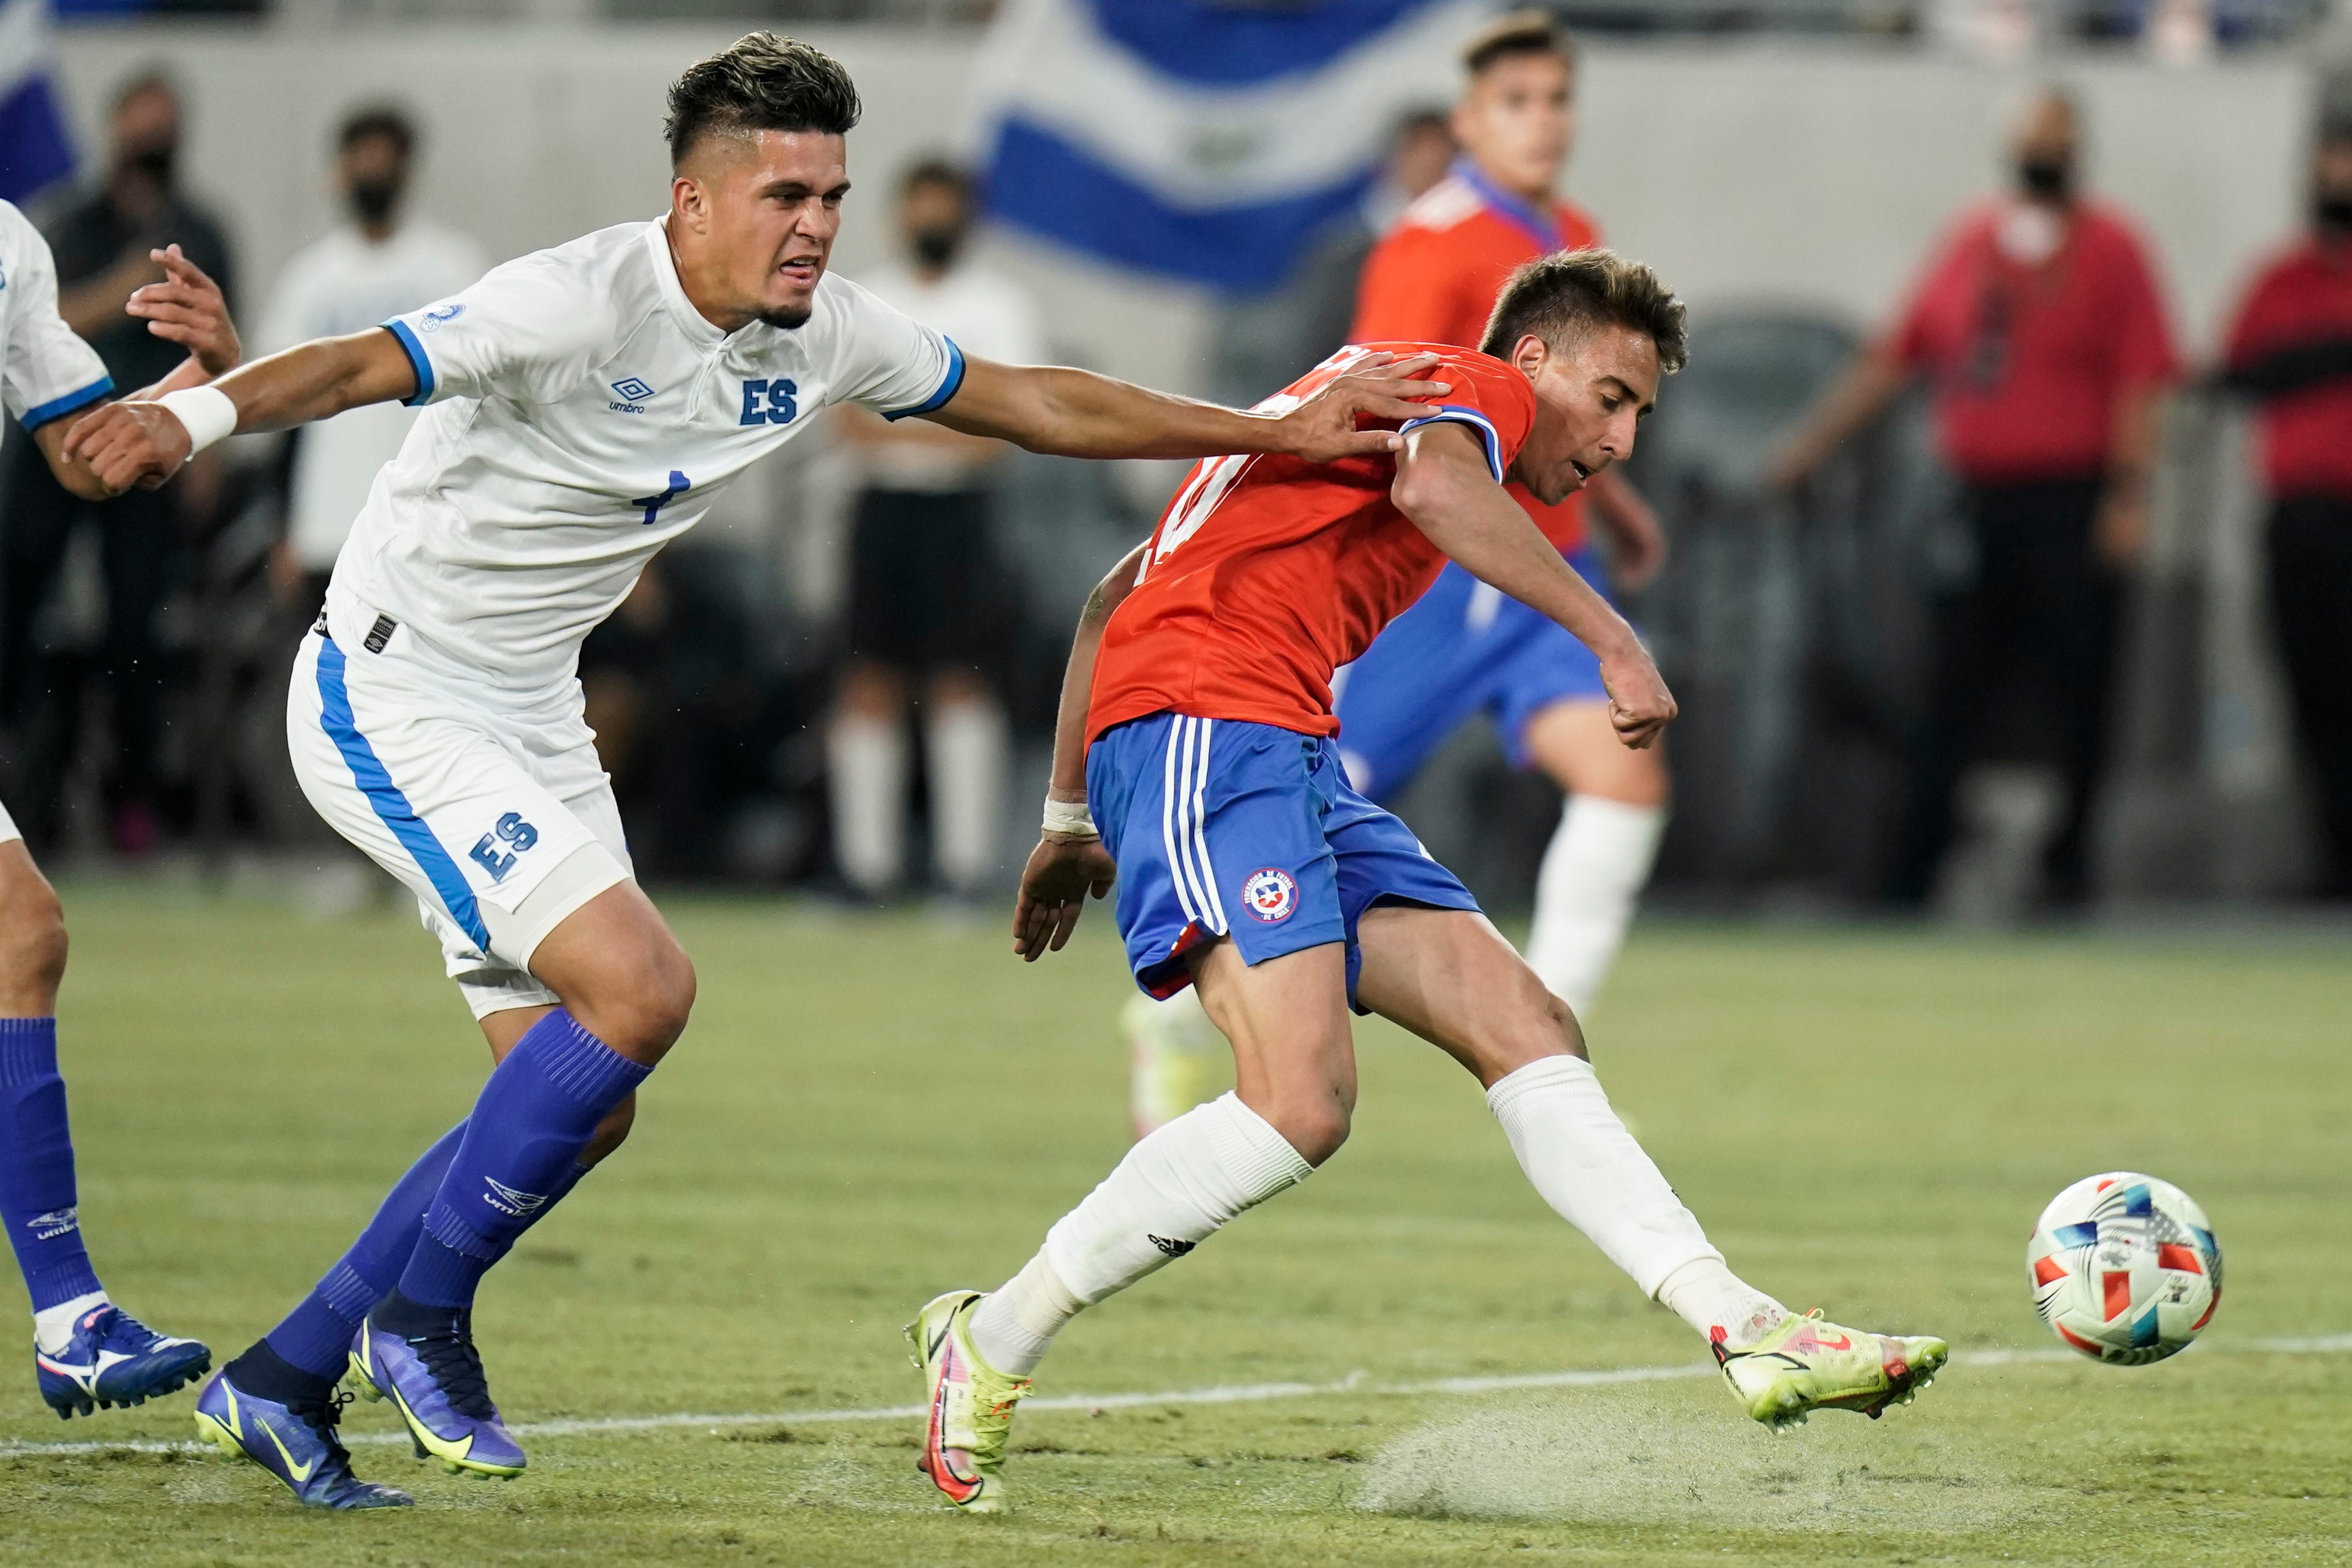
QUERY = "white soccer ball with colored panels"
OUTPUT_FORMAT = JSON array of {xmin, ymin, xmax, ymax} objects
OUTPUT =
[{"xmin": 2028, "ymin": 1173, "xmax": 2221, "ymax": 1365}]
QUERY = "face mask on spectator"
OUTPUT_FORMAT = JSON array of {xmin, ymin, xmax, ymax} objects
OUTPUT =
[
  {"xmin": 124, "ymin": 141, "xmax": 177, "ymax": 187},
  {"xmin": 2016, "ymin": 157, "xmax": 2072, "ymax": 202},
  {"xmin": 911, "ymin": 226, "xmax": 963, "ymax": 269},
  {"xmin": 2317, "ymin": 192, "xmax": 2352, "ymax": 234},
  {"xmin": 349, "ymin": 177, "xmax": 402, "ymax": 225}
]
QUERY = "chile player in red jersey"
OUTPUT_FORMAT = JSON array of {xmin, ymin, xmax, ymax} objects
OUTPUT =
[{"xmin": 907, "ymin": 253, "xmax": 1949, "ymax": 1516}]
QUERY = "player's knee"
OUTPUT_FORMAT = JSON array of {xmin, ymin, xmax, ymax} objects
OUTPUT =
[
  {"xmin": 0, "ymin": 875, "xmax": 68, "ymax": 1003},
  {"xmin": 579, "ymin": 935, "xmax": 696, "ymax": 1061},
  {"xmin": 1257, "ymin": 1093, "xmax": 1351, "ymax": 1168}
]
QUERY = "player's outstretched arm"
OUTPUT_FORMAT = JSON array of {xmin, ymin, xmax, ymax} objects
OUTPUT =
[
  {"xmin": 925, "ymin": 354, "xmax": 1451, "ymax": 465},
  {"xmin": 59, "ymin": 327, "xmax": 419, "ymax": 495},
  {"xmin": 32, "ymin": 246, "xmax": 242, "ymax": 501},
  {"xmin": 1012, "ymin": 540, "xmax": 1147, "ymax": 961},
  {"xmin": 1393, "ymin": 422, "xmax": 1676, "ymax": 750}
]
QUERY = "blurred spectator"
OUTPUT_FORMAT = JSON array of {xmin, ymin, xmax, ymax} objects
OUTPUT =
[
  {"xmin": 2220, "ymin": 117, "xmax": 2352, "ymax": 899},
  {"xmin": 255, "ymin": 105, "xmax": 487, "ymax": 617},
  {"xmin": 1, "ymin": 70, "xmax": 235, "ymax": 855},
  {"xmin": 1207, "ymin": 108, "xmax": 1455, "ymax": 410},
  {"xmin": 828, "ymin": 159, "xmax": 1043, "ymax": 900},
  {"xmin": 1771, "ymin": 87, "xmax": 2177, "ymax": 911}
]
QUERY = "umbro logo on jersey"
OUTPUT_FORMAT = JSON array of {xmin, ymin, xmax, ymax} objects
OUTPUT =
[
  {"xmin": 484, "ymin": 1178, "xmax": 549, "ymax": 1218},
  {"xmin": 1147, "ymin": 1234, "xmax": 1196, "ymax": 1258},
  {"xmin": 26, "ymin": 1208, "xmax": 79, "ymax": 1241},
  {"xmin": 608, "ymin": 376, "xmax": 656, "ymax": 413}
]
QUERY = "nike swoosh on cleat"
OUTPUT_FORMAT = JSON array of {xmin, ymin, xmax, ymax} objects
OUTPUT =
[
  {"xmin": 1809, "ymin": 1333, "xmax": 1853, "ymax": 1351},
  {"xmin": 263, "ymin": 1419, "xmax": 318, "ymax": 1483}
]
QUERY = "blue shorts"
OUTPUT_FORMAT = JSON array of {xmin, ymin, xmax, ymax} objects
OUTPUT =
[
  {"xmin": 1332, "ymin": 545, "xmax": 1616, "ymax": 804},
  {"xmin": 1087, "ymin": 712, "xmax": 1482, "ymax": 1009}
]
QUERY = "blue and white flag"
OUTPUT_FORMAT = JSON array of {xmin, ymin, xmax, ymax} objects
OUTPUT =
[
  {"xmin": 966, "ymin": 0, "xmax": 1484, "ymax": 293},
  {"xmin": 0, "ymin": 0, "xmax": 77, "ymax": 204}
]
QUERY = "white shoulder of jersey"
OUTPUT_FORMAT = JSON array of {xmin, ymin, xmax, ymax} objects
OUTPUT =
[
  {"xmin": 1395, "ymin": 175, "xmax": 1484, "ymax": 236},
  {"xmin": 0, "ymin": 199, "xmax": 114, "ymax": 433}
]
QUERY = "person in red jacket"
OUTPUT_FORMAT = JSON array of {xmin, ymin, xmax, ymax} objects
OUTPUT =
[
  {"xmin": 1772, "ymin": 87, "xmax": 2178, "ymax": 911},
  {"xmin": 2222, "ymin": 117, "xmax": 2352, "ymax": 898}
]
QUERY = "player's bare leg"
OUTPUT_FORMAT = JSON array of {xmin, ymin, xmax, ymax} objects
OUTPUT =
[
  {"xmin": 1519, "ymin": 699, "xmax": 1670, "ymax": 1020},
  {"xmin": 0, "ymin": 841, "xmax": 212, "ymax": 1421},
  {"xmin": 916, "ymin": 942, "xmax": 1344, "ymax": 1510},
  {"xmin": 1353, "ymin": 902, "xmax": 1947, "ymax": 1428}
]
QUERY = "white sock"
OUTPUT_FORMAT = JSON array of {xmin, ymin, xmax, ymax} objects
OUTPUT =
[
  {"xmin": 1657, "ymin": 1256, "xmax": 1789, "ymax": 1351},
  {"xmin": 970, "ymin": 1250, "xmax": 1083, "ymax": 1377},
  {"xmin": 827, "ymin": 713, "xmax": 907, "ymax": 893},
  {"xmin": 923, "ymin": 700, "xmax": 1009, "ymax": 894},
  {"xmin": 1525, "ymin": 796, "xmax": 1667, "ymax": 1018},
  {"xmin": 34, "ymin": 1289, "xmax": 109, "ymax": 1357},
  {"xmin": 1041, "ymin": 1091, "xmax": 1312, "ymax": 1309},
  {"xmin": 1485, "ymin": 1054, "xmax": 1725, "ymax": 1301}
]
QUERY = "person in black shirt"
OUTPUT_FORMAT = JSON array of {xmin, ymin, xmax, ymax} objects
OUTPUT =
[{"xmin": 2, "ymin": 71, "xmax": 237, "ymax": 855}]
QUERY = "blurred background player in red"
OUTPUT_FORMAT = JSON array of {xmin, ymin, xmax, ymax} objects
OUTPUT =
[
  {"xmin": 2220, "ymin": 113, "xmax": 2352, "ymax": 902},
  {"xmin": 1125, "ymin": 12, "xmax": 1673, "ymax": 1136},
  {"xmin": 1770, "ymin": 86, "xmax": 2177, "ymax": 913}
]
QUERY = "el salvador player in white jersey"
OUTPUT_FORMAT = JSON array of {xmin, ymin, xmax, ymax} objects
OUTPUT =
[
  {"xmin": 68, "ymin": 32, "xmax": 1451, "ymax": 1509},
  {"xmin": 0, "ymin": 201, "xmax": 238, "ymax": 1421}
]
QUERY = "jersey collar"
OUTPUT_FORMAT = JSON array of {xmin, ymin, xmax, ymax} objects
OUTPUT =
[
  {"xmin": 1451, "ymin": 157, "xmax": 1564, "ymax": 254},
  {"xmin": 646, "ymin": 215, "xmax": 729, "ymax": 350}
]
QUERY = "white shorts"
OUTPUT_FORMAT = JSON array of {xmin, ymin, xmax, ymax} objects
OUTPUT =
[{"xmin": 287, "ymin": 595, "xmax": 631, "ymax": 1019}]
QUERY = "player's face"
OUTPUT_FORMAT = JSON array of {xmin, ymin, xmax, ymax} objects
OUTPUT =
[
  {"xmin": 1452, "ymin": 52, "xmax": 1573, "ymax": 201},
  {"xmin": 672, "ymin": 129, "xmax": 850, "ymax": 331},
  {"xmin": 1510, "ymin": 325, "xmax": 1660, "ymax": 506}
]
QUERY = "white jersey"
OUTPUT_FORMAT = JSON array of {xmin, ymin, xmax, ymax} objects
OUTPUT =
[
  {"xmin": 339, "ymin": 216, "xmax": 962, "ymax": 694},
  {"xmin": 0, "ymin": 200, "xmax": 113, "ymax": 435},
  {"xmin": 259, "ymin": 218, "xmax": 490, "ymax": 570}
]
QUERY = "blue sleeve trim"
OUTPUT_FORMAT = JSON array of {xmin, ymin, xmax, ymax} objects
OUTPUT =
[
  {"xmin": 382, "ymin": 319, "xmax": 435, "ymax": 407},
  {"xmin": 882, "ymin": 337, "xmax": 966, "ymax": 422},
  {"xmin": 1397, "ymin": 404, "xmax": 1505, "ymax": 484},
  {"xmin": 19, "ymin": 376, "xmax": 114, "ymax": 434}
]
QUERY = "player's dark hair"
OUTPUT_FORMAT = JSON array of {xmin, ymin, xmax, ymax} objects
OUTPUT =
[
  {"xmin": 899, "ymin": 157, "xmax": 971, "ymax": 200},
  {"xmin": 665, "ymin": 31, "xmax": 862, "ymax": 167},
  {"xmin": 1480, "ymin": 249, "xmax": 1687, "ymax": 375},
  {"xmin": 338, "ymin": 105, "xmax": 416, "ymax": 159},
  {"xmin": 1461, "ymin": 10, "xmax": 1576, "ymax": 78}
]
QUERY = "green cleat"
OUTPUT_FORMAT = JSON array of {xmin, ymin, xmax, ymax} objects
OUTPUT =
[
  {"xmin": 906, "ymin": 1290, "xmax": 1031, "ymax": 1515},
  {"xmin": 1714, "ymin": 1309, "xmax": 1949, "ymax": 1432}
]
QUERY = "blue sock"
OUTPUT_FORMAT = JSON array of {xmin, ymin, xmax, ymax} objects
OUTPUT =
[
  {"xmin": 0, "ymin": 1019, "xmax": 103, "ymax": 1312},
  {"xmin": 397, "ymin": 1011, "xmax": 646, "ymax": 1310},
  {"xmin": 264, "ymin": 1119, "xmax": 469, "ymax": 1382}
]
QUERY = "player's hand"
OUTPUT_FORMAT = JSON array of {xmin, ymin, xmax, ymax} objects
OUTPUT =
[
  {"xmin": 126, "ymin": 245, "xmax": 240, "ymax": 377},
  {"xmin": 59, "ymin": 400, "xmax": 194, "ymax": 494},
  {"xmin": 1013, "ymin": 833, "xmax": 1118, "ymax": 961},
  {"xmin": 1278, "ymin": 352, "xmax": 1452, "ymax": 463},
  {"xmin": 1598, "ymin": 644, "xmax": 1677, "ymax": 750}
]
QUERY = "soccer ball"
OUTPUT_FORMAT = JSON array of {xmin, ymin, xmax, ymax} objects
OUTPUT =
[{"xmin": 2028, "ymin": 1173, "xmax": 2221, "ymax": 1365}]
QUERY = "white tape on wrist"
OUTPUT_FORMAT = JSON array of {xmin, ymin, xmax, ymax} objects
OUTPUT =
[
  {"xmin": 156, "ymin": 386, "xmax": 237, "ymax": 456},
  {"xmin": 1042, "ymin": 797, "xmax": 1098, "ymax": 839}
]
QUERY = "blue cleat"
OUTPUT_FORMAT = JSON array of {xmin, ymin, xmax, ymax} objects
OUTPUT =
[
  {"xmin": 193, "ymin": 1368, "xmax": 413, "ymax": 1509},
  {"xmin": 35, "ymin": 1304, "xmax": 211, "ymax": 1420},
  {"xmin": 348, "ymin": 1304, "xmax": 526, "ymax": 1479}
]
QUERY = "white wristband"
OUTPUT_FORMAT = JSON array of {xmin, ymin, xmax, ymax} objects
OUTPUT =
[
  {"xmin": 1042, "ymin": 796, "xmax": 1098, "ymax": 839},
  {"xmin": 156, "ymin": 385, "xmax": 237, "ymax": 456}
]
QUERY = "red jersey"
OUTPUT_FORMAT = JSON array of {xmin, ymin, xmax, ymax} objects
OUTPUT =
[
  {"xmin": 1086, "ymin": 344, "xmax": 1537, "ymax": 745},
  {"xmin": 1351, "ymin": 162, "xmax": 1600, "ymax": 552},
  {"xmin": 2223, "ymin": 235, "xmax": 2352, "ymax": 500},
  {"xmin": 1887, "ymin": 199, "xmax": 2177, "ymax": 484}
]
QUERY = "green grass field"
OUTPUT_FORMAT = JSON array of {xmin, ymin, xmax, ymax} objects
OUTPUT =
[{"xmin": 3, "ymin": 887, "xmax": 2348, "ymax": 1565}]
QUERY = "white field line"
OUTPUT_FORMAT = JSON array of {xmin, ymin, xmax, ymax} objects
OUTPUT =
[{"xmin": 1, "ymin": 1332, "xmax": 2338, "ymax": 1461}]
